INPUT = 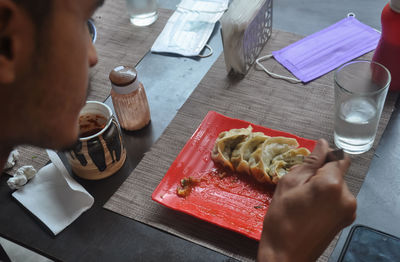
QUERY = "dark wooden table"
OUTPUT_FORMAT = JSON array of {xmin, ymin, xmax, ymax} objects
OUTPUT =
[{"xmin": 1, "ymin": 0, "xmax": 398, "ymax": 261}]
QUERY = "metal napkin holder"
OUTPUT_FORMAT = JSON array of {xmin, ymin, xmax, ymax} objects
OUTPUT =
[{"xmin": 221, "ymin": 0, "xmax": 273, "ymax": 76}]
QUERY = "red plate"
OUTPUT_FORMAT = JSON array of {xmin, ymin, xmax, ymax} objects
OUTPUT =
[{"xmin": 152, "ymin": 111, "xmax": 316, "ymax": 240}]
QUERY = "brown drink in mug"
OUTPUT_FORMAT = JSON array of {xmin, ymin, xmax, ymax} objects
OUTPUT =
[{"xmin": 66, "ymin": 101, "xmax": 126, "ymax": 180}]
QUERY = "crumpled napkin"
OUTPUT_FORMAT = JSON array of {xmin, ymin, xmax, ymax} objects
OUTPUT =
[
  {"xmin": 7, "ymin": 165, "xmax": 37, "ymax": 190},
  {"xmin": 4, "ymin": 149, "xmax": 19, "ymax": 169},
  {"xmin": 12, "ymin": 150, "xmax": 94, "ymax": 235}
]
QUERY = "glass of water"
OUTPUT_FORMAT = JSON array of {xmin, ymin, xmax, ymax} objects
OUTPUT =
[
  {"xmin": 126, "ymin": 0, "xmax": 158, "ymax": 27},
  {"xmin": 333, "ymin": 60, "xmax": 391, "ymax": 154}
]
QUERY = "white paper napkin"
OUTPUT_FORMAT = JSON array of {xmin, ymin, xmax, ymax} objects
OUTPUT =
[{"xmin": 12, "ymin": 150, "xmax": 94, "ymax": 235}]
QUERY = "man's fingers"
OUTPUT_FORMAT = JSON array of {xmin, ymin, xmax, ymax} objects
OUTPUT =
[
  {"xmin": 303, "ymin": 139, "xmax": 330, "ymax": 169},
  {"xmin": 337, "ymin": 153, "xmax": 351, "ymax": 175},
  {"xmin": 321, "ymin": 153, "xmax": 351, "ymax": 178},
  {"xmin": 284, "ymin": 139, "xmax": 330, "ymax": 184},
  {"xmin": 279, "ymin": 140, "xmax": 351, "ymax": 190},
  {"xmin": 309, "ymin": 154, "xmax": 351, "ymax": 191}
]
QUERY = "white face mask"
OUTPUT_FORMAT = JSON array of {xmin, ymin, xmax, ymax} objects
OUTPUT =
[{"xmin": 151, "ymin": 0, "xmax": 229, "ymax": 57}]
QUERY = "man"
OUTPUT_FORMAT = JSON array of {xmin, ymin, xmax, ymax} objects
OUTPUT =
[
  {"xmin": 0, "ymin": 0, "xmax": 356, "ymax": 261},
  {"xmin": 0, "ymin": 0, "xmax": 99, "ymax": 168}
]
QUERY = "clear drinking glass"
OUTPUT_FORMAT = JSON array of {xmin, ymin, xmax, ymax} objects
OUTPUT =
[
  {"xmin": 333, "ymin": 60, "xmax": 391, "ymax": 154},
  {"xmin": 126, "ymin": 0, "xmax": 158, "ymax": 26}
]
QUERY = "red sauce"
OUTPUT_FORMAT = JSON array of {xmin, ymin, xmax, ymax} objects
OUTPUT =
[
  {"xmin": 79, "ymin": 114, "xmax": 108, "ymax": 138},
  {"xmin": 176, "ymin": 177, "xmax": 200, "ymax": 198}
]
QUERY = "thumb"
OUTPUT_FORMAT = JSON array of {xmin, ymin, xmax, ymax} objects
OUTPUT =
[
  {"xmin": 290, "ymin": 139, "xmax": 330, "ymax": 183},
  {"xmin": 303, "ymin": 139, "xmax": 330, "ymax": 169}
]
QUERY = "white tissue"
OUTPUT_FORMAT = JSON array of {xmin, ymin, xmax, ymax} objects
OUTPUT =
[
  {"xmin": 4, "ymin": 149, "xmax": 19, "ymax": 169},
  {"xmin": 12, "ymin": 150, "xmax": 94, "ymax": 235},
  {"xmin": 220, "ymin": 0, "xmax": 270, "ymax": 74},
  {"xmin": 15, "ymin": 165, "xmax": 37, "ymax": 179},
  {"xmin": 7, "ymin": 165, "xmax": 37, "ymax": 190},
  {"xmin": 7, "ymin": 175, "xmax": 28, "ymax": 190}
]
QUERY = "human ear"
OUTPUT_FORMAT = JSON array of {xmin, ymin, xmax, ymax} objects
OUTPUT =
[{"xmin": 0, "ymin": 0, "xmax": 32, "ymax": 84}]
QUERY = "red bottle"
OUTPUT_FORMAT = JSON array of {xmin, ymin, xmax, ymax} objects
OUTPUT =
[{"xmin": 373, "ymin": 0, "xmax": 400, "ymax": 91}]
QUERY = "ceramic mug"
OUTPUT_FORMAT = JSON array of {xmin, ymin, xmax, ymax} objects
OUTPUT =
[{"xmin": 66, "ymin": 101, "xmax": 126, "ymax": 180}]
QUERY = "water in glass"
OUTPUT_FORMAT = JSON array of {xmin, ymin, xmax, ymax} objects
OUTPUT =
[
  {"xmin": 334, "ymin": 97, "xmax": 379, "ymax": 154},
  {"xmin": 126, "ymin": 0, "xmax": 158, "ymax": 26}
]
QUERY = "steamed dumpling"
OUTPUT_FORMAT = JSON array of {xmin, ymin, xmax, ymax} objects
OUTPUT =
[
  {"xmin": 269, "ymin": 147, "xmax": 311, "ymax": 183},
  {"xmin": 231, "ymin": 132, "xmax": 269, "ymax": 174},
  {"xmin": 211, "ymin": 126, "xmax": 252, "ymax": 171},
  {"xmin": 211, "ymin": 127, "xmax": 311, "ymax": 185},
  {"xmin": 248, "ymin": 137, "xmax": 299, "ymax": 183},
  {"xmin": 246, "ymin": 144, "xmax": 271, "ymax": 183}
]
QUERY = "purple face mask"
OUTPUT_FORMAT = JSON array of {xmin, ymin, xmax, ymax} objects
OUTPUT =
[{"xmin": 256, "ymin": 16, "xmax": 381, "ymax": 83}]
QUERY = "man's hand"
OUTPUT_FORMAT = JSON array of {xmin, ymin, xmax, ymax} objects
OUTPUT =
[{"xmin": 257, "ymin": 139, "xmax": 356, "ymax": 262}]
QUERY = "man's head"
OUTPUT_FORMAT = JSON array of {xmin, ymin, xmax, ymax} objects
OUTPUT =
[
  {"xmin": 12, "ymin": 0, "xmax": 51, "ymax": 29},
  {"xmin": 0, "ymin": 0, "xmax": 103, "ymax": 152}
]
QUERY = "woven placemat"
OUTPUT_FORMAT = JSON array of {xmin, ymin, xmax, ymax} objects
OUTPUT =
[
  {"xmin": 3, "ymin": 146, "xmax": 50, "ymax": 176},
  {"xmin": 104, "ymin": 30, "xmax": 398, "ymax": 262},
  {"xmin": 3, "ymin": 1, "xmax": 172, "ymax": 175}
]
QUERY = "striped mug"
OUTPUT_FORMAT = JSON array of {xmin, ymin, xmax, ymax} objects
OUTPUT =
[{"xmin": 66, "ymin": 101, "xmax": 126, "ymax": 180}]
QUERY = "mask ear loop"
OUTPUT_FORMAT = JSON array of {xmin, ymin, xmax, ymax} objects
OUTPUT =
[
  {"xmin": 347, "ymin": 12, "xmax": 356, "ymax": 18},
  {"xmin": 255, "ymin": 54, "xmax": 302, "ymax": 84},
  {"xmin": 346, "ymin": 12, "xmax": 381, "ymax": 33},
  {"xmin": 198, "ymin": 44, "xmax": 213, "ymax": 58}
]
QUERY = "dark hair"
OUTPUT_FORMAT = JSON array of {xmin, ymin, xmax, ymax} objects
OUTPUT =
[{"xmin": 12, "ymin": 0, "xmax": 52, "ymax": 27}]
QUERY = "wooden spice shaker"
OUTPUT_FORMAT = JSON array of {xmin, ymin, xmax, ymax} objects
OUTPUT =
[{"xmin": 109, "ymin": 66, "xmax": 151, "ymax": 131}]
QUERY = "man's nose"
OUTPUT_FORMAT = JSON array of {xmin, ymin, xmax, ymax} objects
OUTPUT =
[{"xmin": 88, "ymin": 42, "xmax": 98, "ymax": 67}]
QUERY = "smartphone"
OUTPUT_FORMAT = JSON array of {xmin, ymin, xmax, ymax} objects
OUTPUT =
[{"xmin": 338, "ymin": 225, "xmax": 400, "ymax": 262}]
